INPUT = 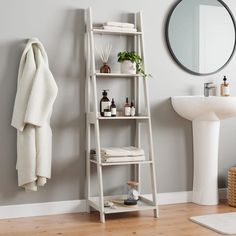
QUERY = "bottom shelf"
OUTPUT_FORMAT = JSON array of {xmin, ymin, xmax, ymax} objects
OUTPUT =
[{"xmin": 88, "ymin": 194, "xmax": 157, "ymax": 214}]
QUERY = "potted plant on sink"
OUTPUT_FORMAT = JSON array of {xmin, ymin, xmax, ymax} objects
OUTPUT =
[{"xmin": 117, "ymin": 51, "xmax": 149, "ymax": 77}]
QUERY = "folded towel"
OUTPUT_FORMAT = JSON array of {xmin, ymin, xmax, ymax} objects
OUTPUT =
[
  {"xmin": 90, "ymin": 153, "xmax": 145, "ymax": 163},
  {"xmin": 101, "ymin": 155, "xmax": 145, "ymax": 163},
  {"xmin": 103, "ymin": 26, "xmax": 137, "ymax": 32},
  {"xmin": 91, "ymin": 146, "xmax": 145, "ymax": 157},
  {"xmin": 11, "ymin": 38, "xmax": 58, "ymax": 191},
  {"xmin": 104, "ymin": 21, "xmax": 135, "ymax": 28}
]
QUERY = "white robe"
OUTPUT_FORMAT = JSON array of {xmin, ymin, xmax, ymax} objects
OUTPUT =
[{"xmin": 11, "ymin": 38, "xmax": 58, "ymax": 191}]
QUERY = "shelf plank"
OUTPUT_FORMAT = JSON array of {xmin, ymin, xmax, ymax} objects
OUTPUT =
[
  {"xmin": 98, "ymin": 116, "xmax": 149, "ymax": 120},
  {"xmin": 90, "ymin": 159, "xmax": 152, "ymax": 166},
  {"xmin": 86, "ymin": 112, "xmax": 149, "ymax": 124},
  {"xmin": 95, "ymin": 73, "xmax": 141, "ymax": 78},
  {"xmin": 88, "ymin": 195, "xmax": 156, "ymax": 214},
  {"xmin": 92, "ymin": 28, "xmax": 142, "ymax": 36}
]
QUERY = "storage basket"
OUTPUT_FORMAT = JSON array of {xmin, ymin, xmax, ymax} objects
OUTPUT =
[{"xmin": 228, "ymin": 167, "xmax": 236, "ymax": 207}]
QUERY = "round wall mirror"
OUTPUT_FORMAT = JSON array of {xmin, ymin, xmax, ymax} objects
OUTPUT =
[{"xmin": 166, "ymin": 0, "xmax": 236, "ymax": 75}]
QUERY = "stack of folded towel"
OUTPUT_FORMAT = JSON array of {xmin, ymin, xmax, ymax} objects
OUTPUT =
[
  {"xmin": 91, "ymin": 146, "xmax": 145, "ymax": 162},
  {"xmin": 103, "ymin": 21, "xmax": 137, "ymax": 32}
]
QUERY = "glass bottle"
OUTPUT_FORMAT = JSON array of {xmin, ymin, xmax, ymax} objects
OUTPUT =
[
  {"xmin": 124, "ymin": 97, "xmax": 130, "ymax": 116},
  {"xmin": 110, "ymin": 98, "xmax": 117, "ymax": 117},
  {"xmin": 127, "ymin": 181, "xmax": 139, "ymax": 201},
  {"xmin": 130, "ymin": 100, "xmax": 135, "ymax": 116}
]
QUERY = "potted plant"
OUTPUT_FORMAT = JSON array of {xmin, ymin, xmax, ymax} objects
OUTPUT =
[{"xmin": 117, "ymin": 51, "xmax": 147, "ymax": 76}]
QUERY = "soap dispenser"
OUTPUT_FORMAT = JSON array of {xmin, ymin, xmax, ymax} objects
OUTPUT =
[
  {"xmin": 100, "ymin": 90, "xmax": 110, "ymax": 116},
  {"xmin": 220, "ymin": 76, "xmax": 230, "ymax": 96}
]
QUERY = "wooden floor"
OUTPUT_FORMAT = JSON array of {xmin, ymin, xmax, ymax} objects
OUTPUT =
[{"xmin": 0, "ymin": 201, "xmax": 236, "ymax": 236}]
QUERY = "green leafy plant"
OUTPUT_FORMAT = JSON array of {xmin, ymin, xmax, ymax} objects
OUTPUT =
[{"xmin": 117, "ymin": 51, "xmax": 151, "ymax": 78}]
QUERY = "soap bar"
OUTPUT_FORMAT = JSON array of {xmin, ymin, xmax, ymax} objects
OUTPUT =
[{"xmin": 124, "ymin": 199, "xmax": 138, "ymax": 205}]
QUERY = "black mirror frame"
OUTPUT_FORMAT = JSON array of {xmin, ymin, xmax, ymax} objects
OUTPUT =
[{"xmin": 165, "ymin": 0, "xmax": 236, "ymax": 76}]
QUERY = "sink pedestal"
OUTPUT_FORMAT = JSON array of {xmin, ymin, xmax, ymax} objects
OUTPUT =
[
  {"xmin": 192, "ymin": 120, "xmax": 220, "ymax": 205},
  {"xmin": 171, "ymin": 96, "xmax": 236, "ymax": 206}
]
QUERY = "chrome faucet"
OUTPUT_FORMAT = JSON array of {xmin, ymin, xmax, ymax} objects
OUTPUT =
[{"xmin": 204, "ymin": 82, "xmax": 215, "ymax": 97}]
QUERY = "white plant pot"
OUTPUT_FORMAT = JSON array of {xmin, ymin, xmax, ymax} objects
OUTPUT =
[{"xmin": 120, "ymin": 60, "xmax": 136, "ymax": 74}]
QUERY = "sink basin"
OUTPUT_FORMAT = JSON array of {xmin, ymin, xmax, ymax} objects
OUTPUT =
[
  {"xmin": 172, "ymin": 95, "xmax": 236, "ymax": 121},
  {"xmin": 171, "ymin": 96, "xmax": 236, "ymax": 205}
]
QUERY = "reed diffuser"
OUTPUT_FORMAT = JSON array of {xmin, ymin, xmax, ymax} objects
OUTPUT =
[{"xmin": 97, "ymin": 43, "xmax": 112, "ymax": 73}]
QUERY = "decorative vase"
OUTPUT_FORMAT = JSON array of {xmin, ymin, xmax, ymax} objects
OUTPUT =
[
  {"xmin": 100, "ymin": 63, "xmax": 111, "ymax": 73},
  {"xmin": 120, "ymin": 60, "xmax": 136, "ymax": 74}
]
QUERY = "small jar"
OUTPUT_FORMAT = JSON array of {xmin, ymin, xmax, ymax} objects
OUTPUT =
[
  {"xmin": 100, "ymin": 63, "xmax": 111, "ymax": 73},
  {"xmin": 104, "ymin": 109, "xmax": 111, "ymax": 117}
]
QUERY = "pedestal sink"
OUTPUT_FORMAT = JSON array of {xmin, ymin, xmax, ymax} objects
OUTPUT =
[{"xmin": 171, "ymin": 96, "xmax": 236, "ymax": 205}]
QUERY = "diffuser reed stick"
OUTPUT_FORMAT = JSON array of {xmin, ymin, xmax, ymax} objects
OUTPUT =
[
  {"xmin": 97, "ymin": 43, "xmax": 112, "ymax": 73},
  {"xmin": 97, "ymin": 43, "xmax": 112, "ymax": 63}
]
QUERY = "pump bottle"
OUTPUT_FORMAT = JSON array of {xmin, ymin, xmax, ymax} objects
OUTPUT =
[
  {"xmin": 100, "ymin": 90, "xmax": 110, "ymax": 116},
  {"xmin": 220, "ymin": 76, "xmax": 230, "ymax": 96}
]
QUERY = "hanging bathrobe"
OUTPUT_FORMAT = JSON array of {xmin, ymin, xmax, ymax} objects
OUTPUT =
[{"xmin": 11, "ymin": 38, "xmax": 58, "ymax": 191}]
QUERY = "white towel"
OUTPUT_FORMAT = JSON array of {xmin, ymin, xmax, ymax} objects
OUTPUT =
[
  {"xmin": 11, "ymin": 38, "xmax": 58, "ymax": 191},
  {"xmin": 103, "ymin": 26, "xmax": 137, "ymax": 32},
  {"xmin": 104, "ymin": 21, "xmax": 135, "ymax": 28},
  {"xmin": 101, "ymin": 155, "xmax": 145, "ymax": 163},
  {"xmin": 100, "ymin": 146, "xmax": 145, "ymax": 157}
]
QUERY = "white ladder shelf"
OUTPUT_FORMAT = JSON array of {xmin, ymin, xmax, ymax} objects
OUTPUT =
[{"xmin": 85, "ymin": 8, "xmax": 158, "ymax": 223}]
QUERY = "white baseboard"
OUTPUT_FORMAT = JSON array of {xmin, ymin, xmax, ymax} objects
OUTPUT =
[
  {"xmin": 0, "ymin": 188, "xmax": 227, "ymax": 220},
  {"xmin": 157, "ymin": 191, "xmax": 193, "ymax": 205},
  {"xmin": 0, "ymin": 199, "xmax": 87, "ymax": 220}
]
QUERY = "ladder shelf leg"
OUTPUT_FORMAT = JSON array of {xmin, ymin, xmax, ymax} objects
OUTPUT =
[
  {"xmin": 136, "ymin": 10, "xmax": 159, "ymax": 218},
  {"xmin": 95, "ymin": 120, "xmax": 105, "ymax": 223},
  {"xmin": 86, "ymin": 122, "xmax": 91, "ymax": 213}
]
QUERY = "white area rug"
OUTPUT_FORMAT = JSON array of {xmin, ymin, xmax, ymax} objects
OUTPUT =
[{"xmin": 190, "ymin": 212, "xmax": 236, "ymax": 235}]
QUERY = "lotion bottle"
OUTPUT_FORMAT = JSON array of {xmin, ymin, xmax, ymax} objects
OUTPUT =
[{"xmin": 220, "ymin": 76, "xmax": 230, "ymax": 96}]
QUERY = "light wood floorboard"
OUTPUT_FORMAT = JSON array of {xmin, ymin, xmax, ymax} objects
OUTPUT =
[{"xmin": 0, "ymin": 201, "xmax": 236, "ymax": 236}]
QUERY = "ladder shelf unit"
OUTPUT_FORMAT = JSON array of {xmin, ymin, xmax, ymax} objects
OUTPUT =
[{"xmin": 85, "ymin": 8, "xmax": 158, "ymax": 223}]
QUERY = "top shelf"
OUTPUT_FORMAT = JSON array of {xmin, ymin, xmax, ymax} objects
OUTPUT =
[{"xmin": 92, "ymin": 28, "xmax": 142, "ymax": 36}]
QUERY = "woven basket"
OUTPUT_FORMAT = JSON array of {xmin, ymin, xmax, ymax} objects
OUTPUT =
[{"xmin": 228, "ymin": 167, "xmax": 236, "ymax": 207}]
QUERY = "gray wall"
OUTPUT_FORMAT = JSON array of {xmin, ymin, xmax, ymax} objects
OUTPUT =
[{"xmin": 1, "ymin": 0, "xmax": 236, "ymax": 206}]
